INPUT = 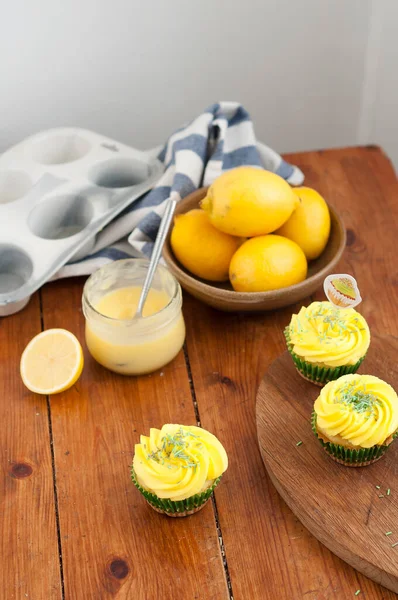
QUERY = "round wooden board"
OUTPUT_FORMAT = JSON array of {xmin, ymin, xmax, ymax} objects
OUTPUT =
[{"xmin": 256, "ymin": 333, "xmax": 398, "ymax": 594}]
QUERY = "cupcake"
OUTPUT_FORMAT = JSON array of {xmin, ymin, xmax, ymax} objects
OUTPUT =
[
  {"xmin": 285, "ymin": 301, "xmax": 370, "ymax": 385},
  {"xmin": 312, "ymin": 374, "xmax": 398, "ymax": 466},
  {"xmin": 131, "ymin": 424, "xmax": 228, "ymax": 517}
]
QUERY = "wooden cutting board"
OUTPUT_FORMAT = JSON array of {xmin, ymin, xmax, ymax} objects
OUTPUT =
[{"xmin": 256, "ymin": 333, "xmax": 398, "ymax": 594}]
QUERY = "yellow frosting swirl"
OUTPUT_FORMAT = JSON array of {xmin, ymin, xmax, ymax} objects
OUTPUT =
[
  {"xmin": 314, "ymin": 374, "xmax": 398, "ymax": 448},
  {"xmin": 133, "ymin": 424, "xmax": 228, "ymax": 501},
  {"xmin": 288, "ymin": 301, "xmax": 370, "ymax": 367}
]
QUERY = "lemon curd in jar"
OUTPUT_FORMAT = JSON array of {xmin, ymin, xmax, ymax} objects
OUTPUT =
[{"xmin": 82, "ymin": 259, "xmax": 185, "ymax": 375}]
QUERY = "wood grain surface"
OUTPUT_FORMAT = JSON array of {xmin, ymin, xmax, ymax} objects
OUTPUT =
[
  {"xmin": 0, "ymin": 294, "xmax": 61, "ymax": 599},
  {"xmin": 184, "ymin": 146, "xmax": 398, "ymax": 600},
  {"xmin": 256, "ymin": 334, "xmax": 398, "ymax": 594},
  {"xmin": 40, "ymin": 279, "xmax": 228, "ymax": 600},
  {"xmin": 2, "ymin": 146, "xmax": 397, "ymax": 599}
]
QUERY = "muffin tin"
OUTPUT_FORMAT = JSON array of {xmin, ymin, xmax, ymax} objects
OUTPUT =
[{"xmin": 0, "ymin": 127, "xmax": 163, "ymax": 316}]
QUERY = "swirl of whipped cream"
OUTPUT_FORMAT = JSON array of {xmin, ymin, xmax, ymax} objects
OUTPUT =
[
  {"xmin": 314, "ymin": 374, "xmax": 398, "ymax": 447},
  {"xmin": 133, "ymin": 424, "xmax": 228, "ymax": 501},
  {"xmin": 288, "ymin": 301, "xmax": 370, "ymax": 367}
]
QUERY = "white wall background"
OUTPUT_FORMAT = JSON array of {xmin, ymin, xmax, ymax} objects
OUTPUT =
[
  {"xmin": 358, "ymin": 1, "xmax": 398, "ymax": 168},
  {"xmin": 1, "ymin": 0, "xmax": 397, "ymax": 168}
]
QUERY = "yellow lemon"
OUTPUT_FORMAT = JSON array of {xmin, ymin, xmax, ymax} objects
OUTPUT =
[
  {"xmin": 229, "ymin": 235, "xmax": 307, "ymax": 292},
  {"xmin": 201, "ymin": 166, "xmax": 299, "ymax": 237},
  {"xmin": 171, "ymin": 208, "xmax": 241, "ymax": 281},
  {"xmin": 20, "ymin": 329, "xmax": 84, "ymax": 394},
  {"xmin": 276, "ymin": 186, "xmax": 331, "ymax": 260}
]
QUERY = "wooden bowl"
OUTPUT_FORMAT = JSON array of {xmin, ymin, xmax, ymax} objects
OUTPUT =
[{"xmin": 163, "ymin": 188, "xmax": 346, "ymax": 312}]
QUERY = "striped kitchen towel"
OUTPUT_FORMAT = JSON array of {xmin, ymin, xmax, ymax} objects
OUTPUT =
[{"xmin": 55, "ymin": 101, "xmax": 304, "ymax": 279}]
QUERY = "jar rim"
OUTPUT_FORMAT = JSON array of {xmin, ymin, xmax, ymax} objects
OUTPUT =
[{"xmin": 82, "ymin": 258, "xmax": 181, "ymax": 325}]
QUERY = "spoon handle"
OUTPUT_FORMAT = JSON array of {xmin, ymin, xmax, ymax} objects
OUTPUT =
[{"xmin": 136, "ymin": 195, "xmax": 177, "ymax": 317}]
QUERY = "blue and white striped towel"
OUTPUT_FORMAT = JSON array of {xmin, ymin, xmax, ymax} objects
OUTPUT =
[{"xmin": 56, "ymin": 102, "xmax": 304, "ymax": 279}]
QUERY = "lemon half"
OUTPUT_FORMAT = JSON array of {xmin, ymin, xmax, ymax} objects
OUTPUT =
[{"xmin": 20, "ymin": 328, "xmax": 84, "ymax": 394}]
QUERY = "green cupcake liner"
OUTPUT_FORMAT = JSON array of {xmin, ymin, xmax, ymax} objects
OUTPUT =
[
  {"xmin": 311, "ymin": 411, "xmax": 395, "ymax": 466},
  {"xmin": 284, "ymin": 327, "xmax": 366, "ymax": 385},
  {"xmin": 131, "ymin": 467, "xmax": 221, "ymax": 516}
]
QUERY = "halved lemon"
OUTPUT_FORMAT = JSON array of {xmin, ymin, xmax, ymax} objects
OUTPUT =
[{"xmin": 20, "ymin": 329, "xmax": 84, "ymax": 394}]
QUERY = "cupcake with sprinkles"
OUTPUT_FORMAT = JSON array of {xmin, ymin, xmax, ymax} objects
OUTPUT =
[
  {"xmin": 284, "ymin": 301, "xmax": 370, "ymax": 385},
  {"xmin": 312, "ymin": 374, "xmax": 398, "ymax": 466},
  {"xmin": 131, "ymin": 424, "xmax": 228, "ymax": 517}
]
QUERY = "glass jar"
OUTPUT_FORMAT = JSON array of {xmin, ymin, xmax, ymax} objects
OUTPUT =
[{"xmin": 82, "ymin": 259, "xmax": 185, "ymax": 375}]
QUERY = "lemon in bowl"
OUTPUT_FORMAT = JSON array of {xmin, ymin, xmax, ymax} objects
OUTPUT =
[
  {"xmin": 201, "ymin": 166, "xmax": 299, "ymax": 236},
  {"xmin": 229, "ymin": 235, "xmax": 307, "ymax": 293},
  {"xmin": 170, "ymin": 208, "xmax": 241, "ymax": 282},
  {"xmin": 276, "ymin": 187, "xmax": 331, "ymax": 260}
]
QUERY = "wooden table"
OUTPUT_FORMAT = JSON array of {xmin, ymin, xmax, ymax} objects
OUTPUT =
[{"xmin": 2, "ymin": 146, "xmax": 397, "ymax": 600}]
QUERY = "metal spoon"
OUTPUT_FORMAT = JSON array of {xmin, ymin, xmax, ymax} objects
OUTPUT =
[{"xmin": 135, "ymin": 195, "xmax": 177, "ymax": 318}]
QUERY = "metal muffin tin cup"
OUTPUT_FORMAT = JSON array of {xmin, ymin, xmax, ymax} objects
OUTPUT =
[{"xmin": 0, "ymin": 128, "xmax": 163, "ymax": 316}]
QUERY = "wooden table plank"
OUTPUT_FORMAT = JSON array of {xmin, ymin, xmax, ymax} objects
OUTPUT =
[
  {"xmin": 184, "ymin": 146, "xmax": 398, "ymax": 599},
  {"xmin": 40, "ymin": 278, "xmax": 229, "ymax": 600},
  {"xmin": 0, "ymin": 294, "xmax": 61, "ymax": 599}
]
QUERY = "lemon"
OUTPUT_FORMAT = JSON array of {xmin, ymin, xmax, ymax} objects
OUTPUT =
[
  {"xmin": 170, "ymin": 208, "xmax": 241, "ymax": 281},
  {"xmin": 201, "ymin": 166, "xmax": 299, "ymax": 237},
  {"xmin": 20, "ymin": 329, "xmax": 84, "ymax": 394},
  {"xmin": 229, "ymin": 235, "xmax": 307, "ymax": 292},
  {"xmin": 276, "ymin": 187, "xmax": 331, "ymax": 260}
]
